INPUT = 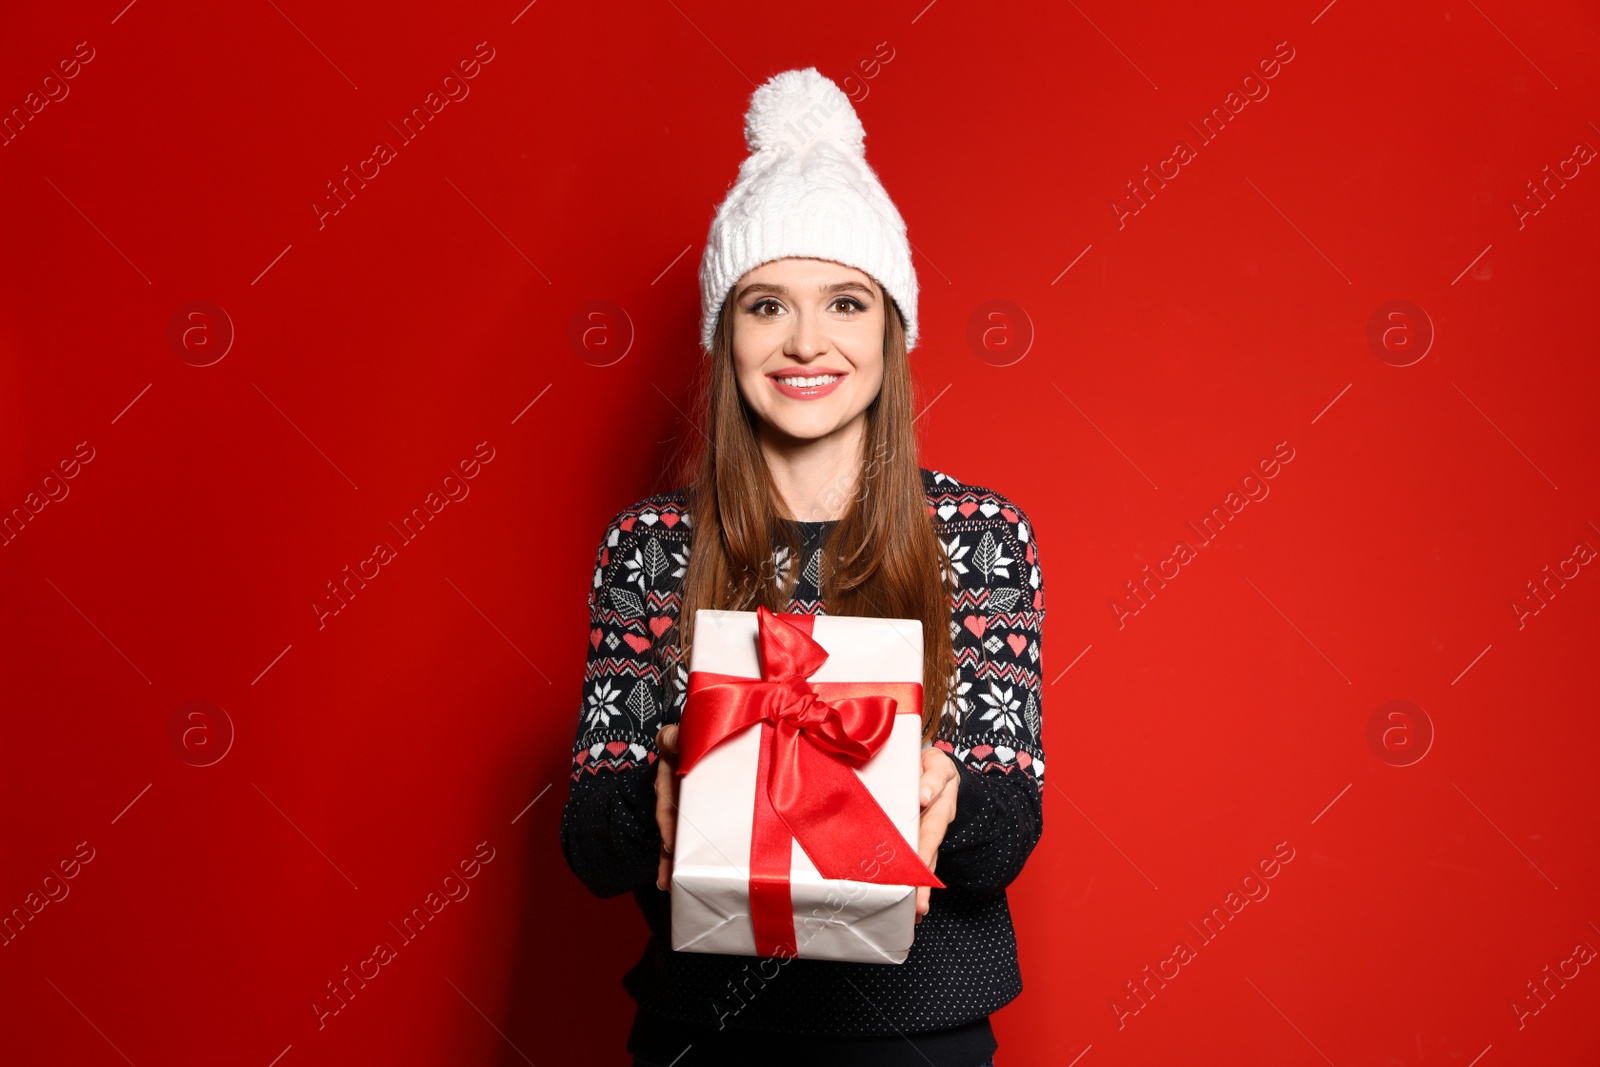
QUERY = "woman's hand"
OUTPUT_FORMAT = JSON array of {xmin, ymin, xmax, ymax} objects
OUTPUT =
[
  {"xmin": 654, "ymin": 724, "xmax": 681, "ymax": 891},
  {"xmin": 914, "ymin": 746, "xmax": 960, "ymax": 923}
]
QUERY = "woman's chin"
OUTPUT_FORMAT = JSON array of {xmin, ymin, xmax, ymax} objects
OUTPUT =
[{"xmin": 764, "ymin": 412, "xmax": 860, "ymax": 445}]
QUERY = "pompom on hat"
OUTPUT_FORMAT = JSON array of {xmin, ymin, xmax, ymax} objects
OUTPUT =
[{"xmin": 698, "ymin": 67, "xmax": 919, "ymax": 354}]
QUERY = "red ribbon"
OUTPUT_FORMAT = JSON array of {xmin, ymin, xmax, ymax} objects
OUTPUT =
[{"xmin": 677, "ymin": 605, "xmax": 943, "ymax": 957}]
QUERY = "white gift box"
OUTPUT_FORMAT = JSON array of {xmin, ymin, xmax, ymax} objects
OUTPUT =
[{"xmin": 669, "ymin": 608, "xmax": 928, "ymax": 964}]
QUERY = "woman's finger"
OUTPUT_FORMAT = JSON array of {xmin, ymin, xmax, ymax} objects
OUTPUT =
[
  {"xmin": 654, "ymin": 724, "xmax": 684, "ymax": 893},
  {"xmin": 918, "ymin": 747, "xmax": 957, "ymax": 805},
  {"xmin": 918, "ymin": 749, "xmax": 939, "ymax": 805},
  {"xmin": 657, "ymin": 847, "xmax": 673, "ymax": 892},
  {"xmin": 655, "ymin": 755, "xmax": 678, "ymax": 851},
  {"xmin": 916, "ymin": 802, "xmax": 945, "ymax": 870},
  {"xmin": 657, "ymin": 782, "xmax": 677, "ymax": 844}
]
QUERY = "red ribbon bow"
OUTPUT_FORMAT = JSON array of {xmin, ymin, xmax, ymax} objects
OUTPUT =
[{"xmin": 677, "ymin": 605, "xmax": 943, "ymax": 958}]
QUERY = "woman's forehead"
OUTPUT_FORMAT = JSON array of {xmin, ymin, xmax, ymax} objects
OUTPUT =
[{"xmin": 743, "ymin": 257, "xmax": 875, "ymax": 283}]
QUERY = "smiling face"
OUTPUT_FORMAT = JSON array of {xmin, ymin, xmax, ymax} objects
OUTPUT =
[{"xmin": 730, "ymin": 257, "xmax": 886, "ymax": 451}]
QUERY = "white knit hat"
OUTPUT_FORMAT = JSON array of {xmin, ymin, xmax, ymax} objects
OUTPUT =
[{"xmin": 698, "ymin": 67, "xmax": 919, "ymax": 354}]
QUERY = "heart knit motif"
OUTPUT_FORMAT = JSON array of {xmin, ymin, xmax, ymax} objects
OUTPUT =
[
  {"xmin": 963, "ymin": 615, "xmax": 988, "ymax": 638},
  {"xmin": 1000, "ymin": 507, "xmax": 1018, "ymax": 522},
  {"xmin": 622, "ymin": 633, "xmax": 652, "ymax": 653},
  {"xmin": 649, "ymin": 616, "xmax": 673, "ymax": 637},
  {"xmin": 1007, "ymin": 633, "xmax": 1028, "ymax": 656},
  {"xmin": 661, "ymin": 513, "xmax": 679, "ymax": 527},
  {"xmin": 590, "ymin": 628, "xmax": 603, "ymax": 649},
  {"xmin": 620, "ymin": 517, "xmax": 636, "ymax": 532},
  {"xmin": 958, "ymin": 501, "xmax": 979, "ymax": 517}
]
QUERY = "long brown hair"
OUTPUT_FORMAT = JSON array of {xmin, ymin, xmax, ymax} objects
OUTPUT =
[{"xmin": 667, "ymin": 282, "xmax": 957, "ymax": 743}]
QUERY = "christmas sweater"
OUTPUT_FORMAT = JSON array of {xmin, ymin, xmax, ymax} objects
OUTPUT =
[{"xmin": 559, "ymin": 466, "xmax": 1047, "ymax": 1045}]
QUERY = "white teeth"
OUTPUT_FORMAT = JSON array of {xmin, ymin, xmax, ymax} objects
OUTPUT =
[{"xmin": 775, "ymin": 374, "xmax": 841, "ymax": 388}]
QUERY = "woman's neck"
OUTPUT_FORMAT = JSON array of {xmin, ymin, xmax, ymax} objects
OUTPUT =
[{"xmin": 758, "ymin": 419, "xmax": 865, "ymax": 522}]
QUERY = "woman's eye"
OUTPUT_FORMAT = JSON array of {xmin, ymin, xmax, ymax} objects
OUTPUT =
[{"xmin": 832, "ymin": 297, "xmax": 866, "ymax": 314}]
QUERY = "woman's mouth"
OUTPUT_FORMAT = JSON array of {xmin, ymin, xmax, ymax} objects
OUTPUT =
[{"xmin": 769, "ymin": 372, "xmax": 846, "ymax": 400}]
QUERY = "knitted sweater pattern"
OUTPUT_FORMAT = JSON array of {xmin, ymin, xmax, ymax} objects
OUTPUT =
[{"xmin": 559, "ymin": 467, "xmax": 1047, "ymax": 1035}]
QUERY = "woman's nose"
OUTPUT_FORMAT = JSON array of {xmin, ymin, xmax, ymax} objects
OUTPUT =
[{"xmin": 784, "ymin": 312, "xmax": 827, "ymax": 357}]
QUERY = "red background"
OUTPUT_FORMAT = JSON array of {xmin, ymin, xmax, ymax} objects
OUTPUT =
[{"xmin": 3, "ymin": 1, "xmax": 1597, "ymax": 1064}]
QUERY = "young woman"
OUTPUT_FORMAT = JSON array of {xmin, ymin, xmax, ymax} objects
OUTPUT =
[{"xmin": 559, "ymin": 69, "xmax": 1046, "ymax": 1067}]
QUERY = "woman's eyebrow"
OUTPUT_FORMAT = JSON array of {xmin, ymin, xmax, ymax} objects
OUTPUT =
[{"xmin": 737, "ymin": 281, "xmax": 876, "ymax": 300}]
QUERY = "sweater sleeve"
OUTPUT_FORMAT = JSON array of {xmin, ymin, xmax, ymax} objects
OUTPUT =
[
  {"xmin": 557, "ymin": 508, "xmax": 674, "ymax": 899},
  {"xmin": 931, "ymin": 499, "xmax": 1047, "ymax": 893}
]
